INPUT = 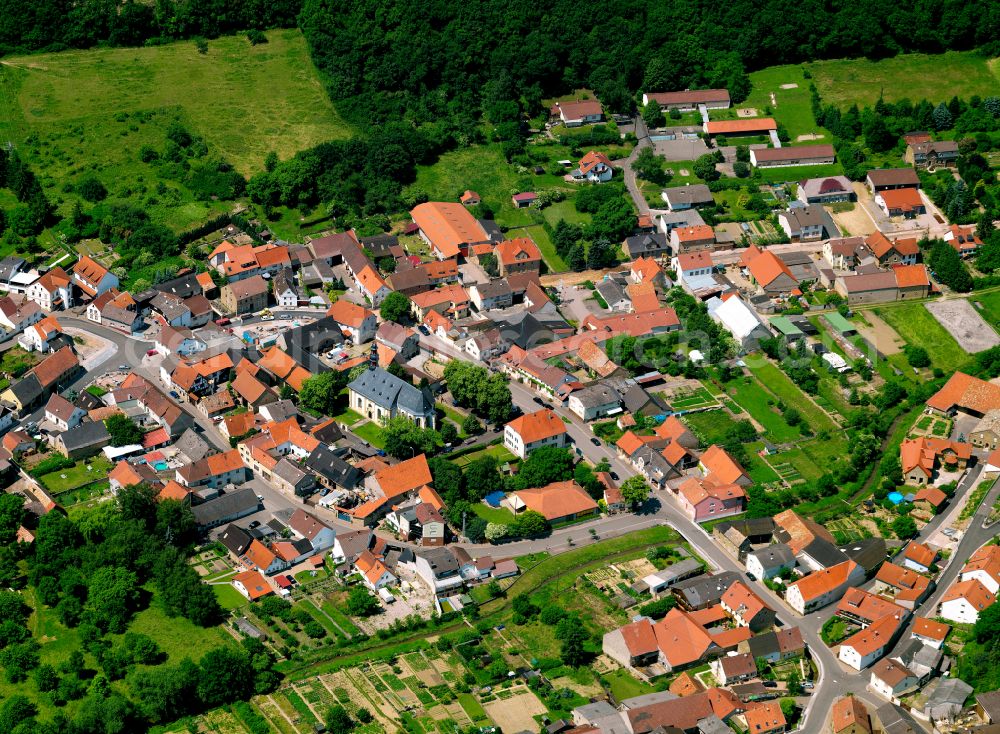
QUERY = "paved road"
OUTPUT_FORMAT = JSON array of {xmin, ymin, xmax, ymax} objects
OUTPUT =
[{"xmin": 619, "ymin": 115, "xmax": 651, "ymax": 216}]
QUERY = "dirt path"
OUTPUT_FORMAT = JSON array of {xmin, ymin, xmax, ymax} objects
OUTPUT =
[{"xmin": 540, "ymin": 269, "xmax": 617, "ymax": 287}]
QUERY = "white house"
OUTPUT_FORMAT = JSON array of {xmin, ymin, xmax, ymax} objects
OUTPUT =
[
  {"xmin": 869, "ymin": 659, "xmax": 919, "ymax": 703},
  {"xmin": 838, "ymin": 615, "xmax": 904, "ymax": 671},
  {"xmin": 785, "ymin": 561, "xmax": 864, "ymax": 614},
  {"xmin": 355, "ymin": 550, "xmax": 397, "ymax": 591},
  {"xmin": 672, "ymin": 251, "xmax": 714, "ymax": 284},
  {"xmin": 272, "ymin": 271, "xmax": 299, "ymax": 309},
  {"xmin": 938, "ymin": 579, "xmax": 994, "ymax": 624},
  {"xmin": 504, "ymin": 408, "xmax": 568, "ymax": 459},
  {"xmin": 19, "ymin": 316, "xmax": 63, "ymax": 353},
  {"xmin": 327, "ymin": 300, "xmax": 377, "ymax": 344},
  {"xmin": 568, "ymin": 382, "xmax": 621, "ymax": 421},
  {"xmin": 746, "ymin": 545, "xmax": 796, "ymax": 580},
  {"xmin": 44, "ymin": 393, "xmax": 86, "ymax": 431},
  {"xmin": 354, "ymin": 266, "xmax": 391, "ymax": 306},
  {"xmin": 959, "ymin": 544, "xmax": 1000, "ymax": 594},
  {"xmin": 777, "ymin": 205, "xmax": 824, "ymax": 242},
  {"xmin": 288, "ymin": 509, "xmax": 337, "ymax": 553},
  {"xmin": 72, "ymin": 255, "xmax": 119, "ymax": 300},
  {"xmin": 573, "ymin": 151, "xmax": 614, "ymax": 183},
  {"xmin": 26, "ymin": 267, "xmax": 73, "ymax": 311},
  {"xmin": 411, "ymin": 548, "xmax": 464, "ymax": 594}
]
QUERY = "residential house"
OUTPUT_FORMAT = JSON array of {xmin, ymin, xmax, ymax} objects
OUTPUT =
[
  {"xmin": 711, "ymin": 653, "xmax": 758, "ymax": 685},
  {"xmin": 797, "ymin": 176, "xmax": 854, "ymax": 205},
  {"xmin": 555, "ymin": 99, "xmax": 604, "ymax": 126},
  {"xmin": 866, "ymin": 232, "xmax": 919, "ymax": 266},
  {"xmin": 44, "ymin": 393, "xmax": 85, "ymax": 431},
  {"xmin": 20, "ymin": 315, "xmax": 64, "ymax": 353},
  {"xmin": 777, "ymin": 205, "xmax": 825, "ymax": 242},
  {"xmin": 741, "ymin": 246, "xmax": 799, "ymax": 295},
  {"xmin": 496, "ymin": 237, "xmax": 543, "ymax": 276},
  {"xmin": 910, "ymin": 618, "xmax": 949, "ymax": 650},
  {"xmin": 109, "ymin": 460, "xmax": 160, "ymax": 493},
  {"xmin": 572, "ymin": 151, "xmax": 614, "ymax": 183},
  {"xmin": 876, "ymin": 189, "xmax": 926, "ymax": 218},
  {"xmin": 355, "ymin": 550, "xmax": 397, "ymax": 590},
  {"xmin": 960, "ymin": 544, "xmax": 1000, "ymax": 594},
  {"xmin": 927, "ymin": 371, "xmax": 1000, "ymax": 418},
  {"xmin": 750, "ymin": 145, "xmax": 835, "ymax": 168},
  {"xmin": 503, "ymin": 480, "xmax": 599, "ymax": 524},
  {"xmin": 699, "ymin": 445, "xmax": 752, "ymax": 487},
  {"xmin": 866, "ymin": 169, "xmax": 921, "ymax": 193},
  {"xmin": 72, "ymin": 255, "xmax": 118, "ymax": 300},
  {"xmin": 26, "ymin": 267, "xmax": 72, "ymax": 311},
  {"xmin": 568, "ymin": 381, "xmax": 621, "ymax": 421},
  {"xmin": 721, "ymin": 581, "xmax": 774, "ymax": 632},
  {"xmin": 838, "ymin": 614, "xmax": 906, "ymax": 671},
  {"xmin": 0, "ymin": 296, "xmax": 42, "ymax": 335},
  {"xmin": 232, "ymin": 569, "xmax": 273, "ymax": 601},
  {"xmin": 943, "ymin": 224, "xmax": 982, "ymax": 258},
  {"xmin": 785, "ymin": 560, "xmax": 864, "ymax": 614},
  {"xmin": 331, "ymin": 529, "xmax": 373, "ymax": 567},
  {"xmin": 0, "ymin": 346, "xmax": 81, "ymax": 414},
  {"xmin": 327, "ymin": 300, "xmax": 377, "ymax": 343},
  {"xmin": 412, "ymin": 547, "xmax": 463, "ymax": 593},
  {"xmin": 86, "ymin": 289, "xmax": 142, "ymax": 333},
  {"xmin": 900, "ymin": 436, "xmax": 970, "ymax": 485},
  {"xmin": 348, "ymin": 365, "xmax": 435, "ymax": 428},
  {"xmin": 54, "ymin": 421, "xmax": 111, "ymax": 459},
  {"xmin": 470, "ymin": 279, "xmax": 513, "ymax": 311},
  {"xmin": 465, "ymin": 329, "xmax": 507, "ymax": 362},
  {"xmin": 674, "ymin": 251, "xmax": 715, "ymax": 285},
  {"xmin": 631, "ymin": 257, "xmax": 667, "ymax": 286},
  {"xmin": 676, "ymin": 476, "xmax": 746, "ymax": 523},
  {"xmin": 512, "ymin": 192, "xmax": 537, "ymax": 208},
  {"xmin": 745, "ymin": 544, "xmax": 796, "ymax": 581},
  {"xmin": 672, "ymin": 571, "xmax": 741, "ymax": 610},
  {"xmin": 661, "ymin": 184, "xmax": 714, "ymax": 211},
  {"xmin": 624, "ymin": 233, "xmax": 672, "ymax": 260},
  {"xmin": 823, "ymin": 237, "xmax": 871, "ymax": 269},
  {"xmin": 899, "ymin": 541, "xmax": 936, "ymax": 574},
  {"xmin": 832, "ymin": 696, "xmax": 871, "ymax": 734},
  {"xmin": 354, "ymin": 265, "xmax": 391, "ymax": 306},
  {"xmin": 869, "ymin": 659, "xmax": 919, "ymax": 703},
  {"xmin": 938, "ymin": 579, "xmax": 994, "ymax": 623},
  {"xmin": 670, "ymin": 225, "xmax": 716, "ymax": 253},
  {"xmin": 190, "ymin": 487, "xmax": 260, "ymax": 529},
  {"xmin": 272, "ymin": 269, "xmax": 298, "ymax": 309},
  {"xmin": 905, "ymin": 140, "xmax": 959, "ymax": 168},
  {"xmin": 176, "ymin": 448, "xmax": 248, "ymax": 489},
  {"xmin": 221, "ymin": 275, "xmax": 269, "ymax": 315},
  {"xmin": 742, "ymin": 701, "xmax": 786, "ymax": 734},
  {"xmin": 743, "ymin": 627, "xmax": 805, "ymax": 664},
  {"xmin": 504, "ymin": 408, "xmax": 568, "ymax": 459}
]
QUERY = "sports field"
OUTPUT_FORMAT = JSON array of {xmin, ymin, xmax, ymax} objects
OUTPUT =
[
  {"xmin": 0, "ymin": 29, "xmax": 350, "ymax": 229},
  {"xmin": 808, "ymin": 51, "xmax": 1000, "ymax": 107}
]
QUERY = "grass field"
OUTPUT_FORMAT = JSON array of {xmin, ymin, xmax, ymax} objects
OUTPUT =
[
  {"xmin": 541, "ymin": 199, "xmax": 593, "ymax": 227},
  {"xmin": 0, "ymin": 29, "xmax": 349, "ymax": 230},
  {"xmin": 212, "ymin": 583, "xmax": 250, "ymax": 610},
  {"xmin": 604, "ymin": 668, "xmax": 656, "ymax": 701},
  {"xmin": 681, "ymin": 408, "xmax": 742, "ymax": 445},
  {"xmin": 724, "ymin": 378, "xmax": 800, "ymax": 442},
  {"xmin": 808, "ymin": 51, "xmax": 1000, "ymax": 107},
  {"xmin": 351, "ymin": 421, "xmax": 386, "ymax": 449},
  {"xmin": 450, "ymin": 443, "xmax": 517, "ymax": 468},
  {"xmin": 971, "ymin": 291, "xmax": 1000, "ymax": 333},
  {"xmin": 472, "ymin": 503, "xmax": 516, "ymax": 526},
  {"xmin": 875, "ymin": 304, "xmax": 970, "ymax": 374},
  {"xmin": 746, "ymin": 362, "xmax": 837, "ymax": 433},
  {"xmin": 39, "ymin": 456, "xmax": 113, "ymax": 493},
  {"xmin": 746, "ymin": 65, "xmax": 831, "ymax": 141}
]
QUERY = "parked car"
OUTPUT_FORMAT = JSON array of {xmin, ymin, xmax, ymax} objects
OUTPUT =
[
  {"xmin": 417, "ymin": 325, "xmax": 430, "ymax": 336},
  {"xmin": 532, "ymin": 396, "xmax": 545, "ymax": 405},
  {"xmin": 248, "ymin": 520, "xmax": 260, "ymax": 529},
  {"xmin": 590, "ymin": 438, "xmax": 601, "ymax": 446},
  {"xmin": 215, "ymin": 318, "xmax": 230, "ymax": 326},
  {"xmin": 146, "ymin": 349, "xmax": 157, "ymax": 357}
]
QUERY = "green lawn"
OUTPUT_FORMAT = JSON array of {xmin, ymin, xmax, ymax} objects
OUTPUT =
[
  {"xmin": 541, "ymin": 199, "xmax": 593, "ymax": 227},
  {"xmin": 604, "ymin": 669, "xmax": 656, "ymax": 701},
  {"xmin": 746, "ymin": 65, "xmax": 831, "ymax": 141},
  {"xmin": 681, "ymin": 408, "xmax": 743, "ymax": 445},
  {"xmin": 449, "ymin": 443, "xmax": 517, "ymax": 468},
  {"xmin": 808, "ymin": 51, "xmax": 1000, "ymax": 107},
  {"xmin": 724, "ymin": 378, "xmax": 800, "ymax": 442},
  {"xmin": 212, "ymin": 583, "xmax": 250, "ymax": 611},
  {"xmin": 320, "ymin": 601, "xmax": 362, "ymax": 637},
  {"xmin": 472, "ymin": 504, "xmax": 516, "ymax": 526},
  {"xmin": 746, "ymin": 361, "xmax": 837, "ymax": 433},
  {"xmin": 971, "ymin": 291, "xmax": 1000, "ymax": 333},
  {"xmin": 0, "ymin": 29, "xmax": 350, "ymax": 231},
  {"xmin": 122, "ymin": 597, "xmax": 232, "ymax": 663},
  {"xmin": 875, "ymin": 304, "xmax": 970, "ymax": 374},
  {"xmin": 351, "ymin": 421, "xmax": 386, "ymax": 449},
  {"xmin": 754, "ymin": 162, "xmax": 845, "ymax": 183},
  {"xmin": 39, "ymin": 456, "xmax": 113, "ymax": 493}
]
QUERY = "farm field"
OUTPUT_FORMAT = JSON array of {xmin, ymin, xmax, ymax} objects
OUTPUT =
[
  {"xmin": 0, "ymin": 30, "xmax": 350, "ymax": 231},
  {"xmin": 808, "ymin": 51, "xmax": 1000, "ymax": 107},
  {"xmin": 874, "ymin": 303, "xmax": 971, "ymax": 374},
  {"xmin": 745, "ymin": 361, "xmax": 838, "ymax": 433}
]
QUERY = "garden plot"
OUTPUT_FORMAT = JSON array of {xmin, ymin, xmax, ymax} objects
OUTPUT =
[
  {"xmin": 482, "ymin": 689, "xmax": 548, "ymax": 733},
  {"xmin": 769, "ymin": 461, "xmax": 805, "ymax": 485},
  {"xmin": 658, "ymin": 380, "xmax": 720, "ymax": 411},
  {"xmin": 925, "ymin": 300, "xmax": 1000, "ymax": 353}
]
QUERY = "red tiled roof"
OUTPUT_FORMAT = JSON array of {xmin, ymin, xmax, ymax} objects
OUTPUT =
[
  {"xmin": 506, "ymin": 408, "xmax": 567, "ymax": 444},
  {"xmin": 706, "ymin": 118, "xmax": 776, "ymax": 134}
]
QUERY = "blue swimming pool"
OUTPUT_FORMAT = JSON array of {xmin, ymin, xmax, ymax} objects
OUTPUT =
[
  {"xmin": 887, "ymin": 491, "xmax": 904, "ymax": 505},
  {"xmin": 153, "ymin": 461, "xmax": 168, "ymax": 471}
]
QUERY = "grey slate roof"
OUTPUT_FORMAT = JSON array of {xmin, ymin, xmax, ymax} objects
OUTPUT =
[
  {"xmin": 335, "ymin": 529, "xmax": 373, "ymax": 563},
  {"xmin": 154, "ymin": 273, "xmax": 203, "ymax": 299},
  {"xmin": 839, "ymin": 536, "xmax": 887, "ymax": 574},
  {"xmin": 419, "ymin": 547, "xmax": 460, "ymax": 578},
  {"xmin": 672, "ymin": 571, "xmax": 740, "ymax": 608},
  {"xmin": 175, "ymin": 428, "xmax": 215, "ymax": 462},
  {"xmin": 624, "ymin": 233, "xmax": 670, "ymax": 258},
  {"xmin": 348, "ymin": 366, "xmax": 434, "ymax": 418},
  {"xmin": 9, "ymin": 374, "xmax": 43, "ymax": 407},
  {"xmin": 747, "ymin": 543, "xmax": 795, "ymax": 572},
  {"xmin": 306, "ymin": 444, "xmax": 361, "ymax": 489},
  {"xmin": 58, "ymin": 421, "xmax": 110, "ymax": 451},
  {"xmin": 573, "ymin": 382, "xmax": 621, "ymax": 408},
  {"xmin": 191, "ymin": 487, "xmax": 261, "ymax": 527},
  {"xmin": 218, "ymin": 523, "xmax": 253, "ymax": 556},
  {"xmin": 873, "ymin": 704, "xmax": 921, "ymax": 734}
]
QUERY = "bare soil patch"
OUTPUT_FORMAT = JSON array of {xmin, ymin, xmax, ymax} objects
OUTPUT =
[
  {"xmin": 925, "ymin": 299, "xmax": 1000, "ymax": 353},
  {"xmin": 483, "ymin": 690, "xmax": 547, "ymax": 733},
  {"xmin": 856, "ymin": 311, "xmax": 905, "ymax": 355}
]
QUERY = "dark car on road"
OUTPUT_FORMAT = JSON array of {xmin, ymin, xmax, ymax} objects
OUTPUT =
[{"xmin": 590, "ymin": 438, "xmax": 601, "ymax": 446}]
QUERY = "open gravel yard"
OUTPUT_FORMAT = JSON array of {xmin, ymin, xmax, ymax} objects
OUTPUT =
[{"xmin": 925, "ymin": 299, "xmax": 1000, "ymax": 353}]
